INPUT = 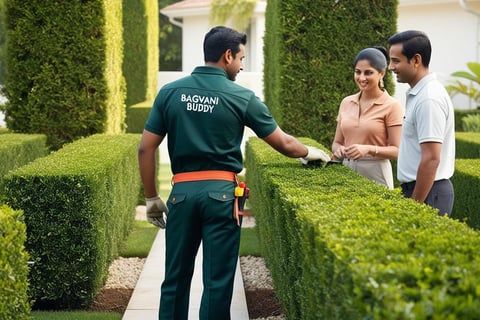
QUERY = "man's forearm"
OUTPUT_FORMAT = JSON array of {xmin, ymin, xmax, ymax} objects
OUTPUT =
[
  {"xmin": 138, "ymin": 151, "xmax": 158, "ymax": 198},
  {"xmin": 412, "ymin": 161, "xmax": 437, "ymax": 202}
]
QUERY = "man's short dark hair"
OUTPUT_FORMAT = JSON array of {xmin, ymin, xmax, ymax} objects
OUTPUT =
[
  {"xmin": 387, "ymin": 30, "xmax": 431, "ymax": 67},
  {"xmin": 203, "ymin": 26, "xmax": 247, "ymax": 63}
]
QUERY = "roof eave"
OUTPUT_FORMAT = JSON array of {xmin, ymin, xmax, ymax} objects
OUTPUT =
[{"xmin": 161, "ymin": 7, "xmax": 210, "ymax": 18}]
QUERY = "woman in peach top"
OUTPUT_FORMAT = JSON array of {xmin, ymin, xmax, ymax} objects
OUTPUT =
[{"xmin": 332, "ymin": 47, "xmax": 404, "ymax": 189}]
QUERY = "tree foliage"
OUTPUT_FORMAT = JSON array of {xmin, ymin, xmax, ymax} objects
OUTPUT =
[
  {"xmin": 210, "ymin": 0, "xmax": 257, "ymax": 31},
  {"xmin": 159, "ymin": 0, "xmax": 182, "ymax": 71}
]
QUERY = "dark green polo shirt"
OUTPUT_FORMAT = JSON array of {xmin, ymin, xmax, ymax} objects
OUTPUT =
[{"xmin": 145, "ymin": 66, "xmax": 278, "ymax": 174}]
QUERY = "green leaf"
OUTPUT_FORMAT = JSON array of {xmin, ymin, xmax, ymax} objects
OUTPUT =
[
  {"xmin": 451, "ymin": 71, "xmax": 479, "ymax": 82},
  {"xmin": 467, "ymin": 62, "xmax": 480, "ymax": 79}
]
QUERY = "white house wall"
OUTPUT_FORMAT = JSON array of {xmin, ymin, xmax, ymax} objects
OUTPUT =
[
  {"xmin": 249, "ymin": 11, "xmax": 266, "ymax": 73},
  {"xmin": 394, "ymin": 1, "xmax": 479, "ymax": 109},
  {"xmin": 182, "ymin": 16, "xmax": 210, "ymax": 71}
]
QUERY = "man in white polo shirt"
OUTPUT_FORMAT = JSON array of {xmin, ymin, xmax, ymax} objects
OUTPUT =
[{"xmin": 387, "ymin": 30, "xmax": 455, "ymax": 216}]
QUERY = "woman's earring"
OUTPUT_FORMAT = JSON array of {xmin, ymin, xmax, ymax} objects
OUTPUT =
[{"xmin": 379, "ymin": 78, "xmax": 384, "ymax": 89}]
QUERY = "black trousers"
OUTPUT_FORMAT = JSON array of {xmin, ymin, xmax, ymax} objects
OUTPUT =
[{"xmin": 401, "ymin": 179, "xmax": 454, "ymax": 216}]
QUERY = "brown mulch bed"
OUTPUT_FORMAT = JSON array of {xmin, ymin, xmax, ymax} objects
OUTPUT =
[
  {"xmin": 90, "ymin": 287, "xmax": 283, "ymax": 319},
  {"xmin": 244, "ymin": 289, "xmax": 283, "ymax": 319},
  {"xmin": 89, "ymin": 288, "xmax": 133, "ymax": 314}
]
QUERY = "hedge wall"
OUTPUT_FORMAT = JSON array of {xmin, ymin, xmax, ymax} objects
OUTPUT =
[
  {"xmin": 451, "ymin": 132, "xmax": 480, "ymax": 229},
  {"xmin": 123, "ymin": 0, "xmax": 158, "ymax": 108},
  {"xmin": 0, "ymin": 0, "xmax": 6, "ymax": 85},
  {"xmin": 455, "ymin": 132, "xmax": 480, "ymax": 159},
  {"xmin": 245, "ymin": 136, "xmax": 480, "ymax": 319},
  {"xmin": 3, "ymin": 134, "xmax": 141, "ymax": 309},
  {"xmin": 451, "ymin": 158, "xmax": 480, "ymax": 229},
  {"xmin": 3, "ymin": 0, "xmax": 125, "ymax": 150},
  {"xmin": 0, "ymin": 133, "xmax": 47, "ymax": 179},
  {"xmin": 263, "ymin": 0, "xmax": 398, "ymax": 147},
  {"xmin": 0, "ymin": 133, "xmax": 48, "ymax": 204},
  {"xmin": 126, "ymin": 100, "xmax": 152, "ymax": 134},
  {"xmin": 0, "ymin": 205, "xmax": 30, "ymax": 319}
]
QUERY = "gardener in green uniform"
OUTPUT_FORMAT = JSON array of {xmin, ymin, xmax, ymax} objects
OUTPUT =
[{"xmin": 138, "ymin": 26, "xmax": 330, "ymax": 320}]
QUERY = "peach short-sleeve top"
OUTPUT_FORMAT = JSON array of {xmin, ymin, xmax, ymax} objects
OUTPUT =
[{"xmin": 336, "ymin": 90, "xmax": 404, "ymax": 147}]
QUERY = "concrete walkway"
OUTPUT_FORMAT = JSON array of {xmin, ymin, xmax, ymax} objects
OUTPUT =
[{"xmin": 122, "ymin": 226, "xmax": 250, "ymax": 320}]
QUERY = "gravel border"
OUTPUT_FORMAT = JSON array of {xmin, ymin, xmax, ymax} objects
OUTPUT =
[{"xmin": 104, "ymin": 257, "xmax": 145, "ymax": 289}]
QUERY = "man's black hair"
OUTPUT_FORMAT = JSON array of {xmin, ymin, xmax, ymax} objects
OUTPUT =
[
  {"xmin": 203, "ymin": 26, "xmax": 247, "ymax": 63},
  {"xmin": 387, "ymin": 30, "xmax": 431, "ymax": 67}
]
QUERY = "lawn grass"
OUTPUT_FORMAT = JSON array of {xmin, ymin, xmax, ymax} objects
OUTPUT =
[
  {"xmin": 31, "ymin": 311, "xmax": 121, "ymax": 320},
  {"xmin": 240, "ymin": 226, "xmax": 262, "ymax": 256},
  {"xmin": 119, "ymin": 220, "xmax": 158, "ymax": 257},
  {"xmin": 158, "ymin": 163, "xmax": 172, "ymax": 199}
]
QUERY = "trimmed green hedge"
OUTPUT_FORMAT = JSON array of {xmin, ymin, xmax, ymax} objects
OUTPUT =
[
  {"xmin": 451, "ymin": 159, "xmax": 480, "ymax": 229},
  {"xmin": 451, "ymin": 132, "xmax": 480, "ymax": 229},
  {"xmin": 3, "ymin": 0, "xmax": 125, "ymax": 150},
  {"xmin": 455, "ymin": 132, "xmax": 480, "ymax": 159},
  {"xmin": 126, "ymin": 100, "xmax": 152, "ymax": 133},
  {"xmin": 0, "ymin": 0, "xmax": 5, "ymax": 85},
  {"xmin": 3, "ymin": 134, "xmax": 141, "ymax": 309},
  {"xmin": 0, "ymin": 133, "xmax": 48, "ymax": 203},
  {"xmin": 123, "ymin": 0, "xmax": 158, "ymax": 107},
  {"xmin": 0, "ymin": 133, "xmax": 48, "ymax": 178},
  {"xmin": 0, "ymin": 205, "xmax": 30, "ymax": 319},
  {"xmin": 245, "ymin": 137, "xmax": 480, "ymax": 319}
]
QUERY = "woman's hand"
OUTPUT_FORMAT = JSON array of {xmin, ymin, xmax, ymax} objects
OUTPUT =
[
  {"xmin": 344, "ymin": 144, "xmax": 371, "ymax": 159},
  {"xmin": 333, "ymin": 145, "xmax": 346, "ymax": 159}
]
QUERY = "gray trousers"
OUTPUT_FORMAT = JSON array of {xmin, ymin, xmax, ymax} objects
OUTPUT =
[{"xmin": 401, "ymin": 179, "xmax": 454, "ymax": 216}]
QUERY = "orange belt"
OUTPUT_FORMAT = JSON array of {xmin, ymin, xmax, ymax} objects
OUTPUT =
[
  {"xmin": 171, "ymin": 170, "xmax": 242, "ymax": 226},
  {"xmin": 172, "ymin": 170, "xmax": 236, "ymax": 184}
]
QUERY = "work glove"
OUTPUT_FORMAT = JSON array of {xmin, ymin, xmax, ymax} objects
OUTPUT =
[
  {"xmin": 145, "ymin": 196, "xmax": 168, "ymax": 228},
  {"xmin": 300, "ymin": 146, "xmax": 331, "ymax": 166}
]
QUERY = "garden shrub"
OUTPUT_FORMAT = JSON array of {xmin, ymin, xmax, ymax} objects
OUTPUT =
[
  {"xmin": 126, "ymin": 100, "xmax": 152, "ymax": 134},
  {"xmin": 451, "ymin": 158, "xmax": 480, "ymax": 229},
  {"xmin": 0, "ymin": 205, "xmax": 30, "ymax": 319},
  {"xmin": 3, "ymin": 0, "xmax": 125, "ymax": 150},
  {"xmin": 123, "ymin": 0, "xmax": 158, "ymax": 107},
  {"xmin": 245, "ymin": 136, "xmax": 480, "ymax": 319},
  {"xmin": 0, "ymin": 133, "xmax": 48, "ymax": 204},
  {"xmin": 3, "ymin": 134, "xmax": 141, "ymax": 309},
  {"xmin": 455, "ymin": 132, "xmax": 480, "ymax": 159}
]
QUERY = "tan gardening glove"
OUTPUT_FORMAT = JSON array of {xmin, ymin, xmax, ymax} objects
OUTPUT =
[{"xmin": 145, "ymin": 196, "xmax": 168, "ymax": 228}]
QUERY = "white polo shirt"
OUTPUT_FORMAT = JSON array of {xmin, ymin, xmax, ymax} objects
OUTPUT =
[{"xmin": 397, "ymin": 73, "xmax": 455, "ymax": 183}]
